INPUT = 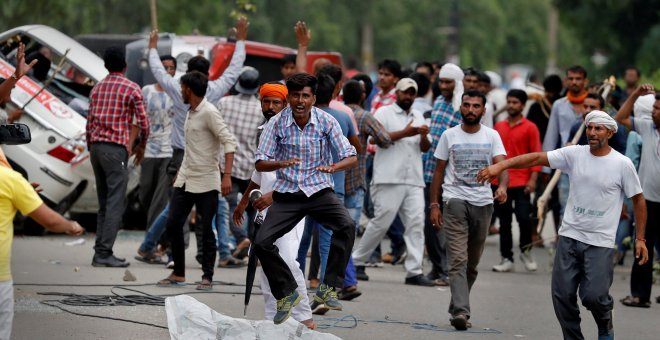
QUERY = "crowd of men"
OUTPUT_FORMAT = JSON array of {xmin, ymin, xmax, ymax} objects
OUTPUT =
[{"xmin": 1, "ymin": 16, "xmax": 659, "ymax": 340}]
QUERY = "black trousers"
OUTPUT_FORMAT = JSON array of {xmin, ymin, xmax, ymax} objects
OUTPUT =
[
  {"xmin": 494, "ymin": 186, "xmax": 533, "ymax": 260},
  {"xmin": 254, "ymin": 189, "xmax": 355, "ymax": 299},
  {"xmin": 166, "ymin": 186, "xmax": 218, "ymax": 280},
  {"xmin": 90, "ymin": 142, "xmax": 128, "ymax": 258},
  {"xmin": 630, "ymin": 199, "xmax": 660, "ymax": 302}
]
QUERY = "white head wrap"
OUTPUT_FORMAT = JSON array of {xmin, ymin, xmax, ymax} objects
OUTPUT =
[
  {"xmin": 485, "ymin": 71, "xmax": 502, "ymax": 88},
  {"xmin": 634, "ymin": 94, "xmax": 655, "ymax": 120},
  {"xmin": 438, "ymin": 63, "xmax": 464, "ymax": 112},
  {"xmin": 585, "ymin": 110, "xmax": 618, "ymax": 133}
]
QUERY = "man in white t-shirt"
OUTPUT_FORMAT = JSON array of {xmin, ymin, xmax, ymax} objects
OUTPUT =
[
  {"xmin": 429, "ymin": 90, "xmax": 508, "ymax": 330},
  {"xmin": 477, "ymin": 110, "xmax": 649, "ymax": 340}
]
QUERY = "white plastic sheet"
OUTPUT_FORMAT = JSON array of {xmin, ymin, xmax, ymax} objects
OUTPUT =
[{"xmin": 165, "ymin": 295, "xmax": 342, "ymax": 340}]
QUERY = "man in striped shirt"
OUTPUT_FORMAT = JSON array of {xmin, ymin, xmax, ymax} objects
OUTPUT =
[
  {"xmin": 87, "ymin": 47, "xmax": 150, "ymax": 268},
  {"xmin": 253, "ymin": 73, "xmax": 357, "ymax": 324}
]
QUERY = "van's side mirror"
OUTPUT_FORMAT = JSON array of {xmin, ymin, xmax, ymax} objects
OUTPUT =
[{"xmin": 0, "ymin": 123, "xmax": 31, "ymax": 145}]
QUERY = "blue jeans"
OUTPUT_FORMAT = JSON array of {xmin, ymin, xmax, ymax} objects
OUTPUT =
[
  {"xmin": 345, "ymin": 188, "xmax": 365, "ymax": 231},
  {"xmin": 212, "ymin": 197, "xmax": 231, "ymax": 259},
  {"xmin": 139, "ymin": 203, "xmax": 170, "ymax": 254}
]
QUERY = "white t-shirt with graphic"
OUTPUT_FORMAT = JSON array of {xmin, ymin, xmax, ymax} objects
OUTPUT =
[
  {"xmin": 142, "ymin": 84, "xmax": 174, "ymax": 158},
  {"xmin": 548, "ymin": 145, "xmax": 642, "ymax": 248},
  {"xmin": 434, "ymin": 125, "xmax": 506, "ymax": 206}
]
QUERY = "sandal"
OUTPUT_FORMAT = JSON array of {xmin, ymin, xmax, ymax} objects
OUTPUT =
[
  {"xmin": 157, "ymin": 276, "xmax": 185, "ymax": 287},
  {"xmin": 196, "ymin": 278, "xmax": 213, "ymax": 291},
  {"xmin": 620, "ymin": 295, "xmax": 651, "ymax": 308}
]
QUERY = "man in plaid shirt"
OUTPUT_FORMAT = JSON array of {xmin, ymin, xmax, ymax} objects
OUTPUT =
[
  {"xmin": 253, "ymin": 73, "xmax": 357, "ymax": 324},
  {"xmin": 217, "ymin": 66, "xmax": 263, "ymax": 265},
  {"xmin": 421, "ymin": 63, "xmax": 464, "ymax": 285},
  {"xmin": 87, "ymin": 47, "xmax": 149, "ymax": 268}
]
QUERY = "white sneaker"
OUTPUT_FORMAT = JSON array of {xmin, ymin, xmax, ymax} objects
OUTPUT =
[
  {"xmin": 492, "ymin": 258, "xmax": 514, "ymax": 272},
  {"xmin": 520, "ymin": 251, "xmax": 538, "ymax": 271},
  {"xmin": 166, "ymin": 261, "xmax": 175, "ymax": 269}
]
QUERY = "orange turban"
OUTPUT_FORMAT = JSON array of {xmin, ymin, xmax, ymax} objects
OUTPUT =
[{"xmin": 259, "ymin": 84, "xmax": 288, "ymax": 101}]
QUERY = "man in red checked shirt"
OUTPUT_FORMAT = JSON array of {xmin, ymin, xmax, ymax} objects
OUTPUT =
[
  {"xmin": 491, "ymin": 89, "xmax": 541, "ymax": 273},
  {"xmin": 86, "ymin": 47, "xmax": 149, "ymax": 268}
]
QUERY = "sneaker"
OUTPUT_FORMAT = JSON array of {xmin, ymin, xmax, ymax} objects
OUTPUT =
[
  {"xmin": 366, "ymin": 260, "xmax": 384, "ymax": 268},
  {"xmin": 404, "ymin": 274, "xmax": 436, "ymax": 287},
  {"xmin": 314, "ymin": 284, "xmax": 342, "ymax": 311},
  {"xmin": 273, "ymin": 290, "xmax": 301, "ymax": 324},
  {"xmin": 450, "ymin": 314, "xmax": 468, "ymax": 331},
  {"xmin": 166, "ymin": 261, "xmax": 174, "ymax": 269},
  {"xmin": 310, "ymin": 300, "xmax": 330, "ymax": 315},
  {"xmin": 492, "ymin": 258, "xmax": 514, "ymax": 272},
  {"xmin": 520, "ymin": 251, "xmax": 538, "ymax": 271},
  {"xmin": 355, "ymin": 266, "xmax": 369, "ymax": 281}
]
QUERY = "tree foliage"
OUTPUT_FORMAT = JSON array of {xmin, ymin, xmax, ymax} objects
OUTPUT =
[{"xmin": 1, "ymin": 0, "xmax": 657, "ymax": 78}]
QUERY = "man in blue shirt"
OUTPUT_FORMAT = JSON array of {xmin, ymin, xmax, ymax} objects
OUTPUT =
[{"xmin": 254, "ymin": 73, "xmax": 357, "ymax": 324}]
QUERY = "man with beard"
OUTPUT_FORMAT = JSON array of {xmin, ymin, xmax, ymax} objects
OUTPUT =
[
  {"xmin": 253, "ymin": 73, "xmax": 357, "ymax": 324},
  {"xmin": 478, "ymin": 110, "xmax": 648, "ymax": 340},
  {"xmin": 233, "ymin": 82, "xmax": 316, "ymax": 329},
  {"xmin": 352, "ymin": 78, "xmax": 434, "ymax": 286},
  {"xmin": 156, "ymin": 71, "xmax": 236, "ymax": 291},
  {"xmin": 543, "ymin": 66, "xmax": 589, "ymax": 222},
  {"xmin": 429, "ymin": 90, "xmax": 508, "ymax": 330},
  {"xmin": 421, "ymin": 63, "xmax": 464, "ymax": 286},
  {"xmin": 491, "ymin": 90, "xmax": 540, "ymax": 273}
]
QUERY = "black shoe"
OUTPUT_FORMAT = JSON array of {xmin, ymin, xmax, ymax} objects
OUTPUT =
[
  {"xmin": 338, "ymin": 286, "xmax": 362, "ymax": 301},
  {"xmin": 92, "ymin": 255, "xmax": 130, "ymax": 267},
  {"xmin": 426, "ymin": 269, "xmax": 445, "ymax": 281},
  {"xmin": 355, "ymin": 266, "xmax": 369, "ymax": 281},
  {"xmin": 450, "ymin": 314, "xmax": 468, "ymax": 331},
  {"xmin": 405, "ymin": 274, "xmax": 435, "ymax": 287},
  {"xmin": 391, "ymin": 246, "xmax": 407, "ymax": 265}
]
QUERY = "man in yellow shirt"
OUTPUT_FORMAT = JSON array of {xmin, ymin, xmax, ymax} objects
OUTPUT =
[{"xmin": 0, "ymin": 156, "xmax": 84, "ymax": 339}]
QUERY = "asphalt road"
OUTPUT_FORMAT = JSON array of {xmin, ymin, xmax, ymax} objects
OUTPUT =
[{"xmin": 10, "ymin": 227, "xmax": 660, "ymax": 340}]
